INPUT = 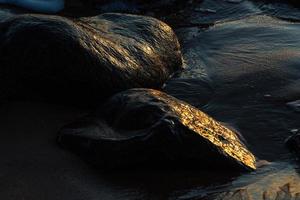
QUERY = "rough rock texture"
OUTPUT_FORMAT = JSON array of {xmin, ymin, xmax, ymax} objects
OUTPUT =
[
  {"xmin": 0, "ymin": 13, "xmax": 182, "ymax": 105},
  {"xmin": 58, "ymin": 88, "xmax": 256, "ymax": 171},
  {"xmin": 214, "ymin": 184, "xmax": 300, "ymax": 200}
]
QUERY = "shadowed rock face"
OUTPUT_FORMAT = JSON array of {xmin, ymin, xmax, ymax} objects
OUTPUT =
[
  {"xmin": 0, "ymin": 13, "xmax": 182, "ymax": 105},
  {"xmin": 58, "ymin": 88, "xmax": 256, "ymax": 171}
]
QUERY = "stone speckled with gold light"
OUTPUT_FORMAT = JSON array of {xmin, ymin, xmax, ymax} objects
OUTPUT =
[
  {"xmin": 58, "ymin": 89, "xmax": 256, "ymax": 171},
  {"xmin": 0, "ymin": 13, "xmax": 182, "ymax": 105}
]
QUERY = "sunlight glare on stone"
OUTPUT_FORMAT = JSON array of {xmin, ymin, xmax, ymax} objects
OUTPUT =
[{"xmin": 149, "ymin": 90, "xmax": 257, "ymax": 170}]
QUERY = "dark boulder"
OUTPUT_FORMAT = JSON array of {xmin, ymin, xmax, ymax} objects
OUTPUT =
[
  {"xmin": 57, "ymin": 88, "xmax": 256, "ymax": 171},
  {"xmin": 0, "ymin": 13, "xmax": 182, "ymax": 105}
]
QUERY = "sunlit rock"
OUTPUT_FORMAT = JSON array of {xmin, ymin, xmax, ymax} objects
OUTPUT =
[
  {"xmin": 0, "ymin": 13, "xmax": 182, "ymax": 105},
  {"xmin": 57, "ymin": 88, "xmax": 256, "ymax": 171}
]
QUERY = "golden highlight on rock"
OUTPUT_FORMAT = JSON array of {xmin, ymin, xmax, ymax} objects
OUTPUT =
[{"xmin": 149, "ymin": 90, "xmax": 256, "ymax": 170}]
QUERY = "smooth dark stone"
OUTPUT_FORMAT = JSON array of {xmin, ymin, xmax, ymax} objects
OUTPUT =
[
  {"xmin": 0, "ymin": 12, "xmax": 182, "ymax": 106},
  {"xmin": 57, "ymin": 88, "xmax": 256, "ymax": 171}
]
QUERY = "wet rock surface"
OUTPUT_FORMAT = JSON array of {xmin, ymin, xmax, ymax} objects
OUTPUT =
[
  {"xmin": 58, "ymin": 88, "xmax": 256, "ymax": 171},
  {"xmin": 0, "ymin": 12, "xmax": 182, "ymax": 105}
]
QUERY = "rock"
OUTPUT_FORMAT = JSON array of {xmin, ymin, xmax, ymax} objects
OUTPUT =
[
  {"xmin": 0, "ymin": 13, "xmax": 182, "ymax": 106},
  {"xmin": 286, "ymin": 132, "xmax": 300, "ymax": 158},
  {"xmin": 57, "ymin": 88, "xmax": 256, "ymax": 171}
]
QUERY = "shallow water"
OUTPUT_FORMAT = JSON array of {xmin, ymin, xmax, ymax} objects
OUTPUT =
[
  {"xmin": 164, "ymin": 0, "xmax": 300, "ymax": 198},
  {"xmin": 0, "ymin": 0, "xmax": 300, "ymax": 199},
  {"xmin": 166, "ymin": 14, "xmax": 300, "ymax": 161}
]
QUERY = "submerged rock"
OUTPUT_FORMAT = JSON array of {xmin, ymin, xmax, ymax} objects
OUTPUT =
[
  {"xmin": 58, "ymin": 88, "xmax": 256, "ymax": 171},
  {"xmin": 0, "ymin": 13, "xmax": 182, "ymax": 105},
  {"xmin": 207, "ymin": 162, "xmax": 300, "ymax": 200}
]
